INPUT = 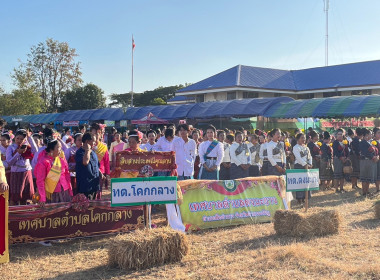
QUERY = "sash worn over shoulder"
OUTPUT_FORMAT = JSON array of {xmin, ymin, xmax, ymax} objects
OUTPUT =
[
  {"xmin": 204, "ymin": 140, "xmax": 219, "ymax": 161},
  {"xmin": 95, "ymin": 142, "xmax": 108, "ymax": 162},
  {"xmin": 45, "ymin": 157, "xmax": 62, "ymax": 200}
]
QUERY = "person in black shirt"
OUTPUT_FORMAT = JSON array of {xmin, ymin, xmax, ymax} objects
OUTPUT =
[{"xmin": 332, "ymin": 129, "xmax": 349, "ymax": 193}]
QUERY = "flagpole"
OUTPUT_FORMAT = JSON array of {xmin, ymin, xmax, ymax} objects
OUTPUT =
[{"xmin": 131, "ymin": 34, "xmax": 134, "ymax": 107}]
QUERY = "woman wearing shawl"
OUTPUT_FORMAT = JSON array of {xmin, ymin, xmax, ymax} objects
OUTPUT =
[
  {"xmin": 229, "ymin": 131, "xmax": 250, "ymax": 180},
  {"xmin": 293, "ymin": 133, "xmax": 313, "ymax": 203},
  {"xmin": 267, "ymin": 129, "xmax": 286, "ymax": 176},
  {"xmin": 247, "ymin": 134, "xmax": 261, "ymax": 177},
  {"xmin": 349, "ymin": 128, "xmax": 362, "ymax": 190},
  {"xmin": 109, "ymin": 132, "xmax": 128, "ymax": 169},
  {"xmin": 307, "ymin": 130, "xmax": 321, "ymax": 169},
  {"xmin": 6, "ymin": 129, "xmax": 38, "ymax": 205},
  {"xmin": 198, "ymin": 125, "xmax": 224, "ymax": 180},
  {"xmin": 35, "ymin": 138, "xmax": 72, "ymax": 205}
]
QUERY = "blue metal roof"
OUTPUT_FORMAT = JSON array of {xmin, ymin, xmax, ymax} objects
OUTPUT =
[
  {"xmin": 178, "ymin": 60, "xmax": 380, "ymax": 93},
  {"xmin": 167, "ymin": 95, "xmax": 196, "ymax": 102}
]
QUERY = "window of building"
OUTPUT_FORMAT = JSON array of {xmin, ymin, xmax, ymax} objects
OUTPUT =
[
  {"xmin": 323, "ymin": 91, "xmax": 341, "ymax": 98},
  {"xmin": 297, "ymin": 93, "xmax": 314, "ymax": 99},
  {"xmin": 243, "ymin": 91, "xmax": 258, "ymax": 99},
  {"xmin": 227, "ymin": 92, "xmax": 236, "ymax": 100},
  {"xmin": 351, "ymin": 89, "xmax": 372, "ymax": 96},
  {"xmin": 196, "ymin": 94, "xmax": 204, "ymax": 103}
]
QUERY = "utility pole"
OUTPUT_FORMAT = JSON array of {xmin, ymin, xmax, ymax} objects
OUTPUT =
[{"xmin": 324, "ymin": 0, "xmax": 329, "ymax": 66}]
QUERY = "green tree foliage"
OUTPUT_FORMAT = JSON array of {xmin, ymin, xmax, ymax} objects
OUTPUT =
[
  {"xmin": 109, "ymin": 84, "xmax": 187, "ymax": 107},
  {"xmin": 0, "ymin": 88, "xmax": 43, "ymax": 115},
  {"xmin": 12, "ymin": 38, "xmax": 82, "ymax": 112},
  {"xmin": 61, "ymin": 83, "xmax": 106, "ymax": 111}
]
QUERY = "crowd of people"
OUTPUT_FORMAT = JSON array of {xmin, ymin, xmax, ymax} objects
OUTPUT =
[{"xmin": 0, "ymin": 119, "xmax": 379, "ymax": 210}]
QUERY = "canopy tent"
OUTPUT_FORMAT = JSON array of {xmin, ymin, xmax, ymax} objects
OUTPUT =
[
  {"xmin": 264, "ymin": 95, "xmax": 380, "ymax": 119},
  {"xmin": 186, "ymin": 97, "xmax": 293, "ymax": 119},
  {"xmin": 131, "ymin": 112, "xmax": 169, "ymax": 125},
  {"xmin": 1, "ymin": 113, "xmax": 62, "ymax": 124}
]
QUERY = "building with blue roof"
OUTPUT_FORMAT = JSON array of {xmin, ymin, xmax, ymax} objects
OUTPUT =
[{"xmin": 173, "ymin": 60, "xmax": 380, "ymax": 103}]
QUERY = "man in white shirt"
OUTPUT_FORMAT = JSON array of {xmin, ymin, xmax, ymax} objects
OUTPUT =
[
  {"xmin": 198, "ymin": 125, "xmax": 224, "ymax": 180},
  {"xmin": 171, "ymin": 124, "xmax": 196, "ymax": 180}
]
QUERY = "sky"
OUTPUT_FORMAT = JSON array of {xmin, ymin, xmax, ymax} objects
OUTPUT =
[{"xmin": 1, "ymin": 0, "xmax": 380, "ymax": 100}]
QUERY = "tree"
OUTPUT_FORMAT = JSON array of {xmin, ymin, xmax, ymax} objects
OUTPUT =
[
  {"xmin": 109, "ymin": 84, "xmax": 187, "ymax": 107},
  {"xmin": 61, "ymin": 83, "xmax": 106, "ymax": 111},
  {"xmin": 0, "ymin": 88, "xmax": 43, "ymax": 116},
  {"xmin": 12, "ymin": 38, "xmax": 82, "ymax": 112}
]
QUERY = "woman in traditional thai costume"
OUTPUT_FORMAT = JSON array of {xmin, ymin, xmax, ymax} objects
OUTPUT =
[
  {"xmin": 90, "ymin": 123, "xmax": 110, "ymax": 199},
  {"xmin": 320, "ymin": 131, "xmax": 333, "ymax": 190},
  {"xmin": 293, "ymin": 133, "xmax": 313, "ymax": 203},
  {"xmin": 198, "ymin": 125, "xmax": 224, "ymax": 180},
  {"xmin": 229, "ymin": 131, "xmax": 250, "ymax": 179},
  {"xmin": 64, "ymin": 133, "xmax": 83, "ymax": 195},
  {"xmin": 6, "ymin": 129, "xmax": 38, "ymax": 205},
  {"xmin": 373, "ymin": 127, "xmax": 380, "ymax": 194},
  {"xmin": 259, "ymin": 133, "xmax": 271, "ymax": 175},
  {"xmin": 267, "ymin": 129, "xmax": 286, "ymax": 176},
  {"xmin": 35, "ymin": 138, "xmax": 72, "ymax": 205},
  {"xmin": 124, "ymin": 131, "xmax": 142, "ymax": 152},
  {"xmin": 247, "ymin": 134, "xmax": 261, "ymax": 177},
  {"xmin": 332, "ymin": 128, "xmax": 349, "ymax": 193},
  {"xmin": 109, "ymin": 132, "xmax": 128, "ymax": 169},
  {"xmin": 0, "ymin": 132, "xmax": 12, "ymax": 186},
  {"xmin": 359, "ymin": 128, "xmax": 379, "ymax": 197},
  {"xmin": 307, "ymin": 130, "xmax": 321, "ymax": 169},
  {"xmin": 140, "ymin": 130, "xmax": 157, "ymax": 152},
  {"xmin": 349, "ymin": 128, "xmax": 362, "ymax": 190},
  {"xmin": 218, "ymin": 130, "xmax": 231, "ymax": 180}
]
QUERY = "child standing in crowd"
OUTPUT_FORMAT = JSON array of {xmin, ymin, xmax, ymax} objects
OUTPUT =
[
  {"xmin": 293, "ymin": 133, "xmax": 313, "ymax": 203},
  {"xmin": 171, "ymin": 124, "xmax": 196, "ymax": 180},
  {"xmin": 218, "ymin": 130, "xmax": 231, "ymax": 180},
  {"xmin": 191, "ymin": 129, "xmax": 201, "ymax": 179},
  {"xmin": 6, "ymin": 129, "xmax": 38, "ymax": 205},
  {"xmin": 75, "ymin": 133, "xmax": 100, "ymax": 200},
  {"xmin": 35, "ymin": 138, "xmax": 72, "ymax": 205},
  {"xmin": 90, "ymin": 124, "xmax": 110, "ymax": 198},
  {"xmin": 248, "ymin": 134, "xmax": 261, "ymax": 177},
  {"xmin": 359, "ymin": 128, "xmax": 379, "ymax": 197},
  {"xmin": 0, "ymin": 132, "xmax": 11, "ymax": 185},
  {"xmin": 141, "ymin": 130, "xmax": 157, "ymax": 151},
  {"xmin": 198, "ymin": 125, "xmax": 224, "ymax": 180},
  {"xmin": 229, "ymin": 131, "xmax": 250, "ymax": 179},
  {"xmin": 65, "ymin": 133, "xmax": 83, "ymax": 195},
  {"xmin": 267, "ymin": 129, "xmax": 286, "ymax": 176},
  {"xmin": 350, "ymin": 128, "xmax": 362, "ymax": 190},
  {"xmin": 333, "ymin": 128, "xmax": 349, "ymax": 193},
  {"xmin": 320, "ymin": 131, "xmax": 333, "ymax": 190}
]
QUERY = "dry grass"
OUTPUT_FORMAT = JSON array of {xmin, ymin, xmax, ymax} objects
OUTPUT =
[
  {"xmin": 274, "ymin": 208, "xmax": 341, "ymax": 237},
  {"xmin": 375, "ymin": 200, "xmax": 380, "ymax": 219},
  {"xmin": 108, "ymin": 227, "xmax": 188, "ymax": 270},
  {"xmin": 1, "ymin": 185, "xmax": 380, "ymax": 280}
]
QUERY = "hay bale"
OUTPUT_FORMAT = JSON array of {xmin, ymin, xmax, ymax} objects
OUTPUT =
[
  {"xmin": 108, "ymin": 227, "xmax": 189, "ymax": 270},
  {"xmin": 375, "ymin": 201, "xmax": 380, "ymax": 219},
  {"xmin": 274, "ymin": 209, "xmax": 341, "ymax": 237}
]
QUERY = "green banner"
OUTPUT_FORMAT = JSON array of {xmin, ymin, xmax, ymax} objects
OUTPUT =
[{"xmin": 178, "ymin": 177, "xmax": 287, "ymax": 231}]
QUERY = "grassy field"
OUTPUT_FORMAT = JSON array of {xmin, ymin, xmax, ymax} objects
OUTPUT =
[{"xmin": 1, "ymin": 185, "xmax": 379, "ymax": 280}]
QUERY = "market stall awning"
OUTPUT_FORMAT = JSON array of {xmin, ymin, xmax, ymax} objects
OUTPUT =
[{"xmin": 131, "ymin": 112, "xmax": 169, "ymax": 124}]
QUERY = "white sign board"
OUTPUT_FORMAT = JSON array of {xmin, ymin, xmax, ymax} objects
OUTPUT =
[
  {"xmin": 111, "ymin": 176, "xmax": 177, "ymax": 207},
  {"xmin": 286, "ymin": 169, "xmax": 320, "ymax": 192}
]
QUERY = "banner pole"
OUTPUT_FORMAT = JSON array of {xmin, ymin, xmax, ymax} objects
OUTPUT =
[{"xmin": 304, "ymin": 190, "xmax": 309, "ymax": 212}]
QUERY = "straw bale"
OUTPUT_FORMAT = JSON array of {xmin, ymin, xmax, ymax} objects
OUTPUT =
[
  {"xmin": 274, "ymin": 209, "xmax": 341, "ymax": 237},
  {"xmin": 108, "ymin": 227, "xmax": 189, "ymax": 270},
  {"xmin": 375, "ymin": 201, "xmax": 380, "ymax": 219}
]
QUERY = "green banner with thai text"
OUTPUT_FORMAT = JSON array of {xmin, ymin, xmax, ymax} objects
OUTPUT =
[{"xmin": 178, "ymin": 176, "xmax": 287, "ymax": 231}]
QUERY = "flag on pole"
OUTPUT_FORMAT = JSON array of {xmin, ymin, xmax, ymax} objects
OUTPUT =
[{"xmin": 132, "ymin": 36, "xmax": 135, "ymax": 50}]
